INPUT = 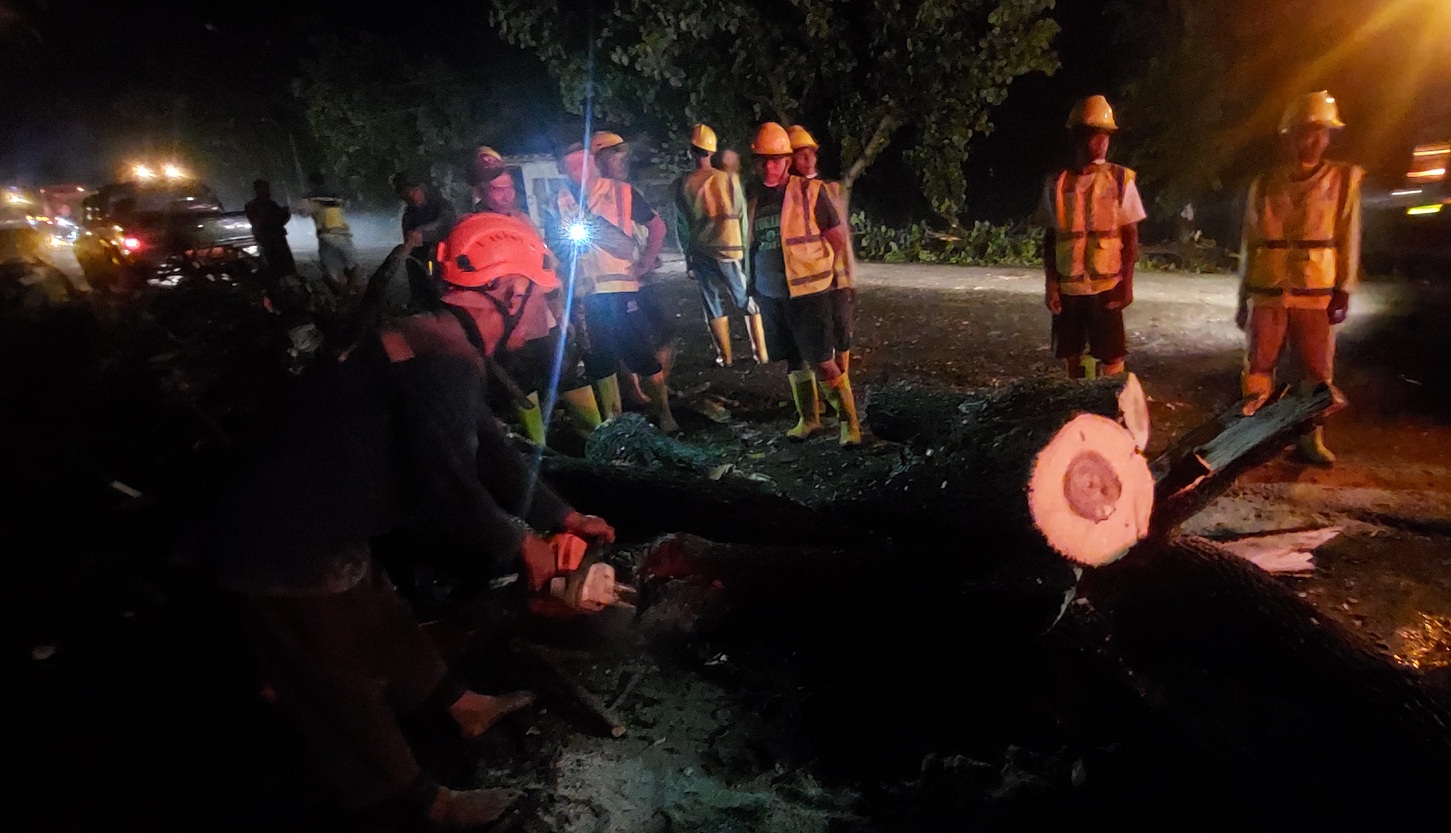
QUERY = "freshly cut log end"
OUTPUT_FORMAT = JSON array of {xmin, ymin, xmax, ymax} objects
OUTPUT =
[
  {"xmin": 1027, "ymin": 413, "xmax": 1153, "ymax": 567},
  {"xmin": 1116, "ymin": 372, "xmax": 1150, "ymax": 452}
]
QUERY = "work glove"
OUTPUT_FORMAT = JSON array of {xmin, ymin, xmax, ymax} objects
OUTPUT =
[
  {"xmin": 1327, "ymin": 289, "xmax": 1350, "ymax": 325},
  {"xmin": 561, "ymin": 511, "xmax": 616, "ymax": 545},
  {"xmin": 1235, "ymin": 300, "xmax": 1249, "ymax": 331}
]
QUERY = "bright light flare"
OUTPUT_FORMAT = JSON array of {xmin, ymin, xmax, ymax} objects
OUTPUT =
[
  {"xmin": 122, "ymin": 236, "xmax": 144, "ymax": 251},
  {"xmin": 1392, "ymin": 188, "xmax": 1424, "ymax": 196},
  {"xmin": 1406, "ymin": 204, "xmax": 1444, "ymax": 215},
  {"xmin": 566, "ymin": 220, "xmax": 590, "ymax": 244},
  {"xmin": 162, "ymin": 163, "xmax": 186, "ymax": 180},
  {"xmin": 1408, "ymin": 168, "xmax": 1447, "ymax": 179},
  {"xmin": 4, "ymin": 191, "xmax": 31, "ymax": 205},
  {"xmin": 133, "ymin": 164, "xmax": 156, "ymax": 181}
]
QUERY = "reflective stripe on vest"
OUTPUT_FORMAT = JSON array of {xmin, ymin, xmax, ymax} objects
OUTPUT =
[
  {"xmin": 684, "ymin": 169, "xmax": 745, "ymax": 260},
  {"xmin": 1052, "ymin": 164, "xmax": 1129, "ymax": 293},
  {"xmin": 555, "ymin": 179, "xmax": 639, "ymax": 293},
  {"xmin": 781, "ymin": 176, "xmax": 836, "ymax": 298},
  {"xmin": 1245, "ymin": 162, "xmax": 1360, "ymax": 296}
]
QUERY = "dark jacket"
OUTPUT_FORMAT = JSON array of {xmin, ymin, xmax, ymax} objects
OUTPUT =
[{"xmin": 198, "ymin": 311, "xmax": 571, "ymax": 595}]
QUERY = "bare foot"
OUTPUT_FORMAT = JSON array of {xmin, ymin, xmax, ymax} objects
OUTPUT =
[
  {"xmin": 426, "ymin": 786, "xmax": 524, "ymax": 828},
  {"xmin": 448, "ymin": 690, "xmax": 536, "ymax": 739}
]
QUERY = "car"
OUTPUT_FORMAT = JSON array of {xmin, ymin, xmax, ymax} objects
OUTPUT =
[{"xmin": 73, "ymin": 176, "xmax": 259, "ymax": 291}]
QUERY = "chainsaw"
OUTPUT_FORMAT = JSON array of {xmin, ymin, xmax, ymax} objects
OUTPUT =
[{"xmin": 546, "ymin": 534, "xmax": 638, "ymax": 613}]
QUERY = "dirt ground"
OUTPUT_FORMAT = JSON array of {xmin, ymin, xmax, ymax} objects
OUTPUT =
[{"xmin": 10, "ymin": 255, "xmax": 1451, "ymax": 830}]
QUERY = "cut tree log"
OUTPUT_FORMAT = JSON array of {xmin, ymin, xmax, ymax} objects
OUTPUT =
[
  {"xmin": 867, "ymin": 373, "xmax": 1150, "ymax": 453},
  {"xmin": 868, "ymin": 411, "xmax": 1153, "ymax": 567}
]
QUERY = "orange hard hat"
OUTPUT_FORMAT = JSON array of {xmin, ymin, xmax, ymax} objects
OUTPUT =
[
  {"xmin": 752, "ymin": 122, "xmax": 792, "ymax": 156},
  {"xmin": 439, "ymin": 213, "xmax": 559, "ymax": 291},
  {"xmin": 590, "ymin": 131, "xmax": 627, "ymax": 154},
  {"xmin": 787, "ymin": 125, "xmax": 819, "ymax": 150}
]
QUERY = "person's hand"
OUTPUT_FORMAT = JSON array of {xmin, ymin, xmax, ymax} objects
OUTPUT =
[
  {"xmin": 1045, "ymin": 287, "xmax": 1063, "ymax": 316},
  {"xmin": 549, "ymin": 533, "xmax": 590, "ymax": 574},
  {"xmin": 405, "ymin": 230, "xmax": 423, "ymax": 249},
  {"xmin": 562, "ymin": 511, "xmax": 615, "ymax": 545},
  {"xmin": 1235, "ymin": 300, "xmax": 1249, "ymax": 330},
  {"xmin": 1105, "ymin": 280, "xmax": 1133, "ymax": 311},
  {"xmin": 519, "ymin": 533, "xmax": 559, "ymax": 592},
  {"xmin": 1328, "ymin": 289, "xmax": 1350, "ymax": 325}
]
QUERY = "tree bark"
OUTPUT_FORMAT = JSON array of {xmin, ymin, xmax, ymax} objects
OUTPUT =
[
  {"xmin": 867, "ymin": 373, "xmax": 1150, "ymax": 453},
  {"xmin": 842, "ymin": 110, "xmax": 898, "ymax": 193}
]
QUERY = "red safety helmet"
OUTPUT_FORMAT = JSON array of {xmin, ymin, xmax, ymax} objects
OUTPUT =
[{"xmin": 438, "ymin": 213, "xmax": 560, "ymax": 291}]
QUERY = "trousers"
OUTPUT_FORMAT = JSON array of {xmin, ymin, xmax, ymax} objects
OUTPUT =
[{"xmin": 243, "ymin": 558, "xmax": 466, "ymax": 810}]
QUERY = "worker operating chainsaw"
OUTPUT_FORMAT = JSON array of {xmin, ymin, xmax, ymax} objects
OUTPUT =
[{"xmin": 191, "ymin": 305, "xmax": 618, "ymax": 829}]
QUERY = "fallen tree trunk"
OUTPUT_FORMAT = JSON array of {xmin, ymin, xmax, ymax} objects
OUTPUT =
[
  {"xmin": 1074, "ymin": 535, "xmax": 1451, "ymax": 823},
  {"xmin": 867, "ymin": 373, "xmax": 1150, "ymax": 453}
]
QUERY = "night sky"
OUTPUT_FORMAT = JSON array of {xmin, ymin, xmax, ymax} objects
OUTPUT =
[{"xmin": 3, "ymin": 0, "xmax": 1448, "ymax": 221}]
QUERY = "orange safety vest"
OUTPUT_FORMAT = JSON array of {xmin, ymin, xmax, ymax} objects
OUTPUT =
[
  {"xmin": 1051, "ymin": 163, "xmax": 1132, "ymax": 294},
  {"xmin": 759, "ymin": 175, "xmax": 836, "ymax": 299},
  {"xmin": 680, "ymin": 168, "xmax": 746, "ymax": 261},
  {"xmin": 1242, "ymin": 161, "xmax": 1362, "ymax": 310},
  {"xmin": 554, "ymin": 178, "xmax": 639, "ymax": 294},
  {"xmin": 816, "ymin": 177, "xmax": 855, "ymax": 290}
]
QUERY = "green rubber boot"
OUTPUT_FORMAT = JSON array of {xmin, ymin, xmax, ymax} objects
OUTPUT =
[
  {"xmin": 594, "ymin": 374, "xmax": 623, "ymax": 421},
  {"xmin": 559, "ymin": 385, "xmax": 603, "ymax": 437},
  {"xmin": 1296, "ymin": 426, "xmax": 1336, "ymax": 466},
  {"xmin": 517, "ymin": 392, "xmax": 547, "ymax": 445},
  {"xmin": 786, "ymin": 370, "xmax": 823, "ymax": 441},
  {"xmin": 822, "ymin": 375, "xmax": 863, "ymax": 448}
]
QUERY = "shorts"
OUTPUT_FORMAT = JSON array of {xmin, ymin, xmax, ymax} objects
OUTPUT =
[
  {"xmin": 317, "ymin": 232, "xmax": 357, "ymax": 283},
  {"xmin": 637, "ymin": 280, "xmax": 678, "ymax": 345},
  {"xmin": 828, "ymin": 287, "xmax": 854, "ymax": 351},
  {"xmin": 1052, "ymin": 291, "xmax": 1126, "ymax": 362},
  {"xmin": 690, "ymin": 257, "xmax": 758, "ymax": 320},
  {"xmin": 581, "ymin": 292, "xmax": 664, "ymax": 379},
  {"xmin": 756, "ymin": 292, "xmax": 836, "ymax": 366},
  {"xmin": 496, "ymin": 327, "xmax": 589, "ymax": 403}
]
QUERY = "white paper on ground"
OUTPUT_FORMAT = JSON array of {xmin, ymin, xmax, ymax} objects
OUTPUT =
[{"xmin": 1219, "ymin": 527, "xmax": 1342, "ymax": 573}]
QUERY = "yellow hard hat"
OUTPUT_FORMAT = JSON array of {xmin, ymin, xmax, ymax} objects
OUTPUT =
[
  {"xmin": 751, "ymin": 122, "xmax": 793, "ymax": 156},
  {"xmin": 787, "ymin": 125, "xmax": 819, "ymax": 150},
  {"xmin": 1279, "ymin": 90, "xmax": 1346, "ymax": 133},
  {"xmin": 1066, "ymin": 95, "xmax": 1118, "ymax": 132},
  {"xmin": 476, "ymin": 146, "xmax": 503, "ymax": 162},
  {"xmin": 590, "ymin": 131, "xmax": 627, "ymax": 154},
  {"xmin": 689, "ymin": 124, "xmax": 718, "ymax": 153}
]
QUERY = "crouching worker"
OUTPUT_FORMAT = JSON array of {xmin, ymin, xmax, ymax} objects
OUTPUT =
[
  {"xmin": 193, "ymin": 307, "xmax": 616, "ymax": 827},
  {"xmin": 438, "ymin": 210, "xmax": 602, "ymax": 444}
]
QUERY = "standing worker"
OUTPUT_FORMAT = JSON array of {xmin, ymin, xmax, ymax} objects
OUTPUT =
[
  {"xmin": 675, "ymin": 123, "xmax": 768, "ymax": 367},
  {"xmin": 1237, "ymin": 90, "xmax": 1361, "ymax": 465},
  {"xmin": 548, "ymin": 141, "xmax": 677, "ymax": 433},
  {"xmin": 244, "ymin": 179, "xmax": 295, "ymax": 280},
  {"xmin": 747, "ymin": 122, "xmax": 860, "ymax": 447},
  {"xmin": 788, "ymin": 125, "xmax": 855, "ymax": 376},
  {"xmin": 1037, "ymin": 95, "xmax": 1147, "ymax": 378},
  {"xmin": 295, "ymin": 172, "xmax": 359, "ymax": 294},
  {"xmin": 593, "ymin": 131, "xmax": 677, "ymax": 406},
  {"xmin": 194, "ymin": 304, "xmax": 617, "ymax": 828}
]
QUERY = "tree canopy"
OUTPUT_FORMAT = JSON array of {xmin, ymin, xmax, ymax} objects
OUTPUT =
[{"xmin": 493, "ymin": 0, "xmax": 1060, "ymax": 224}]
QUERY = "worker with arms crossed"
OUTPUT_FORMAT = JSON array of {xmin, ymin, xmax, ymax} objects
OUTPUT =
[
  {"xmin": 547, "ymin": 140, "xmax": 677, "ymax": 433},
  {"xmin": 788, "ymin": 125, "xmax": 856, "ymax": 379}
]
